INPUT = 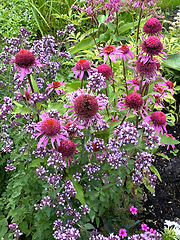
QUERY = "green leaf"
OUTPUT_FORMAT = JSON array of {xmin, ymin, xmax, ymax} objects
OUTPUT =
[
  {"xmin": 149, "ymin": 164, "xmax": 162, "ymax": 182},
  {"xmin": 155, "ymin": 152, "xmax": 170, "ymax": 161},
  {"xmin": 162, "ymin": 53, "xmax": 180, "ymax": 71},
  {"xmin": 88, "ymin": 210, "xmax": 96, "ymax": 222},
  {"xmin": 68, "ymin": 174, "xmax": 86, "ymax": 205},
  {"xmin": 29, "ymin": 157, "xmax": 47, "ymax": 168},
  {"xmin": 84, "ymin": 223, "xmax": 95, "ymax": 230},
  {"xmin": 69, "ymin": 37, "xmax": 95, "ymax": 55},
  {"xmin": 142, "ymin": 176, "xmax": 155, "ymax": 194},
  {"xmin": 30, "ymin": 75, "xmax": 39, "ymax": 93},
  {"xmin": 19, "ymin": 221, "xmax": 30, "ymax": 234},
  {"xmin": 160, "ymin": 134, "xmax": 180, "ymax": 145},
  {"xmin": 118, "ymin": 18, "xmax": 147, "ymax": 34}
]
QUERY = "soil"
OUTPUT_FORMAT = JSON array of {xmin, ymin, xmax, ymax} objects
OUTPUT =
[{"xmin": 139, "ymin": 95, "xmax": 180, "ymax": 232}]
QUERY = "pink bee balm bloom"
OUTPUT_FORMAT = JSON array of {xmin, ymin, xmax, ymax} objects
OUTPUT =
[
  {"xmin": 117, "ymin": 92, "xmax": 149, "ymax": 118},
  {"xmin": 130, "ymin": 206, "xmax": 137, "ymax": 215},
  {"xmin": 144, "ymin": 111, "xmax": 167, "ymax": 135},
  {"xmin": 57, "ymin": 139, "xmax": 77, "ymax": 167},
  {"xmin": 140, "ymin": 36, "xmax": 166, "ymax": 59},
  {"xmin": 71, "ymin": 59, "xmax": 95, "ymax": 81},
  {"xmin": 97, "ymin": 64, "xmax": 116, "ymax": 85},
  {"xmin": 119, "ymin": 228, "xmax": 127, "ymax": 238},
  {"xmin": 35, "ymin": 112, "xmax": 67, "ymax": 148},
  {"xmin": 141, "ymin": 224, "xmax": 149, "ymax": 232},
  {"xmin": 11, "ymin": 49, "xmax": 46, "ymax": 81},
  {"xmin": 64, "ymin": 88, "xmax": 108, "ymax": 126},
  {"xmin": 143, "ymin": 18, "xmax": 162, "ymax": 35},
  {"xmin": 45, "ymin": 81, "xmax": 66, "ymax": 95},
  {"xmin": 97, "ymin": 45, "xmax": 116, "ymax": 63},
  {"xmin": 115, "ymin": 45, "xmax": 134, "ymax": 61}
]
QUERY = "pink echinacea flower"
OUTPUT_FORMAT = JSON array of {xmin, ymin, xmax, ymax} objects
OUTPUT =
[
  {"xmin": 35, "ymin": 112, "xmax": 67, "ymax": 148},
  {"xmin": 11, "ymin": 49, "xmax": 46, "ymax": 81},
  {"xmin": 64, "ymin": 88, "xmax": 108, "ymax": 126},
  {"xmin": 115, "ymin": 45, "xmax": 134, "ymax": 61},
  {"xmin": 45, "ymin": 81, "xmax": 66, "ymax": 95},
  {"xmin": 144, "ymin": 111, "xmax": 167, "ymax": 135},
  {"xmin": 119, "ymin": 228, "xmax": 127, "ymax": 238},
  {"xmin": 97, "ymin": 45, "xmax": 116, "ymax": 63},
  {"xmin": 71, "ymin": 59, "xmax": 95, "ymax": 81},
  {"xmin": 57, "ymin": 139, "xmax": 77, "ymax": 167},
  {"xmin": 97, "ymin": 64, "xmax": 116, "ymax": 85}
]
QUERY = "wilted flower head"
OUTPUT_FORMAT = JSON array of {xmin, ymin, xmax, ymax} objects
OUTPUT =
[
  {"xmin": 64, "ymin": 88, "xmax": 108, "ymax": 126},
  {"xmin": 97, "ymin": 45, "xmax": 116, "ymax": 63},
  {"xmin": 11, "ymin": 49, "xmax": 46, "ymax": 80},
  {"xmin": 71, "ymin": 59, "xmax": 95, "ymax": 81},
  {"xmin": 144, "ymin": 111, "xmax": 167, "ymax": 135}
]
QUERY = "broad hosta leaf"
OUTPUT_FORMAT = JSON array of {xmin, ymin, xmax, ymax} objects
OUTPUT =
[
  {"xmin": 162, "ymin": 53, "xmax": 180, "ymax": 71},
  {"xmin": 69, "ymin": 37, "xmax": 95, "ymax": 55}
]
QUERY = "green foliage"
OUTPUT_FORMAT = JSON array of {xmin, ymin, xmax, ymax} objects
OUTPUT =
[{"xmin": 0, "ymin": 0, "xmax": 38, "ymax": 38}]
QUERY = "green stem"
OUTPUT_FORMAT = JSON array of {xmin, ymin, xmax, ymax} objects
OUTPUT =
[
  {"xmin": 136, "ymin": 7, "xmax": 143, "ymax": 56},
  {"xmin": 122, "ymin": 59, "xmax": 128, "ymax": 95},
  {"xmin": 27, "ymin": 74, "xmax": 35, "ymax": 93}
]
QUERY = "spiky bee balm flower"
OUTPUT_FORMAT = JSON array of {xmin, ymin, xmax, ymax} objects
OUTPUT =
[
  {"xmin": 35, "ymin": 112, "xmax": 67, "ymax": 148},
  {"xmin": 11, "ymin": 49, "xmax": 46, "ymax": 81}
]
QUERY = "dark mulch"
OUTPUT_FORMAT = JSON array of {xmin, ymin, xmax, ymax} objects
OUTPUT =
[{"xmin": 139, "ymin": 94, "xmax": 180, "ymax": 232}]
